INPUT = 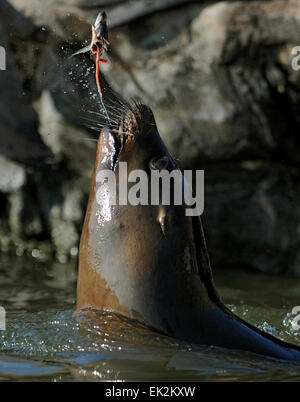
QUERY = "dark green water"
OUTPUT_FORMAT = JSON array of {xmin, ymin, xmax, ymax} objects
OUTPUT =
[{"xmin": 0, "ymin": 255, "xmax": 299, "ymax": 381}]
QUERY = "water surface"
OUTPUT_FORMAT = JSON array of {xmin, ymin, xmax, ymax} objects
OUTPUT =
[{"xmin": 0, "ymin": 256, "xmax": 299, "ymax": 381}]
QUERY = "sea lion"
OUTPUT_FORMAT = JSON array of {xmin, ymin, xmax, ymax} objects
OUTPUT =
[{"xmin": 77, "ymin": 103, "xmax": 300, "ymax": 362}]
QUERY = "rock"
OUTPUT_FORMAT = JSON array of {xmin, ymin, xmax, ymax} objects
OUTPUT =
[
  {"xmin": 0, "ymin": 156, "xmax": 25, "ymax": 193},
  {"xmin": 0, "ymin": 0, "xmax": 35, "ymax": 38},
  {"xmin": 0, "ymin": 0, "xmax": 96, "ymax": 260},
  {"xmin": 35, "ymin": 90, "xmax": 96, "ymax": 176},
  {"xmin": 7, "ymin": 0, "xmax": 90, "ymax": 41},
  {"xmin": 104, "ymin": 0, "xmax": 300, "ymax": 165},
  {"xmin": 0, "ymin": 18, "xmax": 51, "ymax": 166},
  {"xmin": 1, "ymin": 0, "xmax": 300, "ymax": 275},
  {"xmin": 204, "ymin": 162, "xmax": 300, "ymax": 275},
  {"xmin": 31, "ymin": 164, "xmax": 89, "ymax": 261}
]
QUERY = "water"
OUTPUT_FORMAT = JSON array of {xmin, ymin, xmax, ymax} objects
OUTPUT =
[{"xmin": 0, "ymin": 256, "xmax": 299, "ymax": 381}]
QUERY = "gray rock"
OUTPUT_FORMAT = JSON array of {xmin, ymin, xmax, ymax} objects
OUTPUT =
[
  {"xmin": 0, "ymin": 156, "xmax": 25, "ymax": 193},
  {"xmin": 204, "ymin": 162, "xmax": 300, "ymax": 275},
  {"xmin": 35, "ymin": 90, "xmax": 96, "ymax": 176},
  {"xmin": 0, "ymin": 4, "xmax": 51, "ymax": 166},
  {"xmin": 104, "ymin": 0, "xmax": 300, "ymax": 164}
]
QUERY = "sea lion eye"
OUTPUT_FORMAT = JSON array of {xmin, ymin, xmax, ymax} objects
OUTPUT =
[{"xmin": 149, "ymin": 156, "xmax": 169, "ymax": 170}]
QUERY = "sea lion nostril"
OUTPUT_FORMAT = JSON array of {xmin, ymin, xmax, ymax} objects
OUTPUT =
[{"xmin": 149, "ymin": 156, "xmax": 169, "ymax": 171}]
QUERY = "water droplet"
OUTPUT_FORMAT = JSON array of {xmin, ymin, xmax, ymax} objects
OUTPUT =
[
  {"xmin": 16, "ymin": 247, "xmax": 24, "ymax": 257},
  {"xmin": 32, "ymin": 249, "xmax": 40, "ymax": 258},
  {"xmin": 70, "ymin": 247, "xmax": 78, "ymax": 257}
]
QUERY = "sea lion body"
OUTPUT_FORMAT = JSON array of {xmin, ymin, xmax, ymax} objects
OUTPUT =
[{"xmin": 77, "ymin": 105, "xmax": 300, "ymax": 362}]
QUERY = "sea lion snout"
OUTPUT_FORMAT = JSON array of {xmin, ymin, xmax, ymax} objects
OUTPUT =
[{"xmin": 95, "ymin": 126, "xmax": 117, "ymax": 172}]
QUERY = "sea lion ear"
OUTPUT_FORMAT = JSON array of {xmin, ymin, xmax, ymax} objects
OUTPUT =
[{"xmin": 95, "ymin": 126, "xmax": 117, "ymax": 171}]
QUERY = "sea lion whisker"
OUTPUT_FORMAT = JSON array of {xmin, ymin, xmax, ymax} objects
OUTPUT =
[
  {"xmin": 104, "ymin": 103, "xmax": 127, "ymax": 116},
  {"xmin": 109, "ymin": 129, "xmax": 132, "ymax": 136},
  {"xmin": 84, "ymin": 124, "xmax": 103, "ymax": 131},
  {"xmin": 77, "ymin": 138, "xmax": 99, "ymax": 142},
  {"xmin": 83, "ymin": 122, "xmax": 130, "ymax": 136},
  {"xmin": 87, "ymin": 109, "xmax": 123, "ymax": 119},
  {"xmin": 98, "ymin": 102, "xmax": 128, "ymax": 119},
  {"xmin": 106, "ymin": 93, "xmax": 130, "ymax": 107},
  {"xmin": 104, "ymin": 96, "xmax": 129, "ymax": 111},
  {"xmin": 83, "ymin": 124, "xmax": 133, "ymax": 140},
  {"xmin": 81, "ymin": 115, "xmax": 119, "ymax": 126},
  {"xmin": 80, "ymin": 113, "xmax": 120, "ymax": 125},
  {"xmin": 80, "ymin": 117, "xmax": 106, "ymax": 128},
  {"xmin": 104, "ymin": 107, "xmax": 124, "ymax": 118}
]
